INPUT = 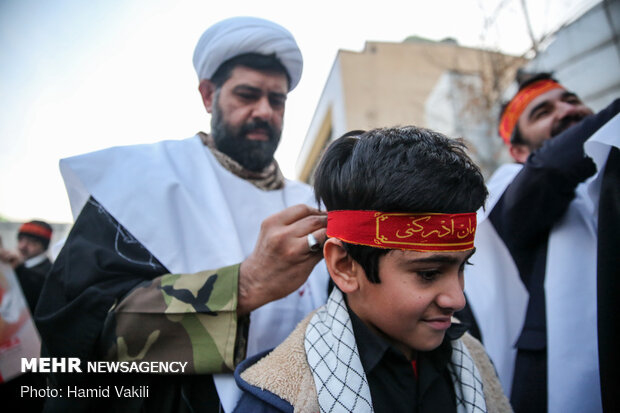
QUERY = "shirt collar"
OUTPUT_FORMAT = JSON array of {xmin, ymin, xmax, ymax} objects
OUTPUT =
[
  {"xmin": 24, "ymin": 252, "xmax": 48, "ymax": 268},
  {"xmin": 348, "ymin": 305, "xmax": 390, "ymax": 372}
]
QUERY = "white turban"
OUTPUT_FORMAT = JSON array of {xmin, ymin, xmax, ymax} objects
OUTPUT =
[{"xmin": 192, "ymin": 16, "xmax": 303, "ymax": 91}]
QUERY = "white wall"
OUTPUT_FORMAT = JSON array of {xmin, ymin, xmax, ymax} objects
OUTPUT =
[
  {"xmin": 526, "ymin": 0, "xmax": 620, "ymax": 111},
  {"xmin": 295, "ymin": 56, "xmax": 348, "ymax": 178},
  {"xmin": 425, "ymin": 71, "xmax": 511, "ymax": 179}
]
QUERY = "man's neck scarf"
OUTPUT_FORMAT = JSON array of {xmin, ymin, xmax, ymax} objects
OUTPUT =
[{"xmin": 199, "ymin": 132, "xmax": 284, "ymax": 190}]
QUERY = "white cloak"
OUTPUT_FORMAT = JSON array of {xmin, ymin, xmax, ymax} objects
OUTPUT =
[
  {"xmin": 546, "ymin": 113, "xmax": 619, "ymax": 413},
  {"xmin": 464, "ymin": 163, "xmax": 528, "ymax": 396},
  {"xmin": 59, "ymin": 135, "xmax": 330, "ymax": 412}
]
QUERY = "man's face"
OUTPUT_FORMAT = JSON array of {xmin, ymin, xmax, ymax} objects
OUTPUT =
[
  {"xmin": 516, "ymin": 88, "xmax": 593, "ymax": 152},
  {"xmin": 349, "ymin": 248, "xmax": 473, "ymax": 356},
  {"xmin": 209, "ymin": 66, "xmax": 288, "ymax": 171},
  {"xmin": 17, "ymin": 235, "xmax": 45, "ymax": 260}
]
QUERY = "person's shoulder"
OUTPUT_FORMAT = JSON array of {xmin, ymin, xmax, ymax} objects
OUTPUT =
[
  {"xmin": 234, "ymin": 312, "xmax": 318, "ymax": 412},
  {"xmin": 61, "ymin": 134, "xmax": 204, "ymax": 181},
  {"xmin": 237, "ymin": 312, "xmax": 314, "ymax": 384},
  {"xmin": 283, "ymin": 178, "xmax": 311, "ymax": 190},
  {"xmin": 120, "ymin": 135, "xmax": 204, "ymax": 157},
  {"xmin": 283, "ymin": 179, "xmax": 317, "ymax": 205},
  {"xmin": 488, "ymin": 164, "xmax": 523, "ymax": 187}
]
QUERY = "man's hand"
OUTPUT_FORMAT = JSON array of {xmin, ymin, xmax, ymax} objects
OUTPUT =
[
  {"xmin": 238, "ymin": 204, "xmax": 327, "ymax": 315},
  {"xmin": 0, "ymin": 248, "xmax": 23, "ymax": 269}
]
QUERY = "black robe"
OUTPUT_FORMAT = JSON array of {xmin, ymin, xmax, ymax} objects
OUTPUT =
[{"xmin": 34, "ymin": 199, "xmax": 220, "ymax": 413}]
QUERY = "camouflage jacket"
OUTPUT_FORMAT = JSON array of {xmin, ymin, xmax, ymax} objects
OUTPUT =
[
  {"xmin": 102, "ymin": 264, "xmax": 248, "ymax": 373},
  {"xmin": 37, "ymin": 197, "xmax": 248, "ymax": 376}
]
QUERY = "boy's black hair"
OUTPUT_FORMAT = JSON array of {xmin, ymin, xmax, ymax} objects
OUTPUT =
[
  {"xmin": 313, "ymin": 126, "xmax": 488, "ymax": 283},
  {"xmin": 210, "ymin": 52, "xmax": 291, "ymax": 89}
]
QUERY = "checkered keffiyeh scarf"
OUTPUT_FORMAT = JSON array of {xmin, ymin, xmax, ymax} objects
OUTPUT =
[
  {"xmin": 304, "ymin": 289, "xmax": 488, "ymax": 413},
  {"xmin": 448, "ymin": 338, "xmax": 488, "ymax": 412}
]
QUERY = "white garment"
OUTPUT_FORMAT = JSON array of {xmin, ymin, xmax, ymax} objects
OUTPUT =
[
  {"xmin": 59, "ymin": 135, "xmax": 330, "ymax": 412},
  {"xmin": 23, "ymin": 252, "xmax": 48, "ymax": 269},
  {"xmin": 464, "ymin": 163, "xmax": 528, "ymax": 396},
  {"xmin": 545, "ymin": 113, "xmax": 619, "ymax": 413}
]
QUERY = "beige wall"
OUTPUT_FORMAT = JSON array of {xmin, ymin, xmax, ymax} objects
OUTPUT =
[
  {"xmin": 297, "ymin": 39, "xmax": 526, "ymax": 181},
  {"xmin": 338, "ymin": 41, "xmax": 524, "ymax": 131}
]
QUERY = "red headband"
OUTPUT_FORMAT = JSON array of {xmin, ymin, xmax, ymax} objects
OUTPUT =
[
  {"xmin": 499, "ymin": 79, "xmax": 564, "ymax": 144},
  {"xmin": 327, "ymin": 210, "xmax": 476, "ymax": 252},
  {"xmin": 19, "ymin": 222, "xmax": 52, "ymax": 241}
]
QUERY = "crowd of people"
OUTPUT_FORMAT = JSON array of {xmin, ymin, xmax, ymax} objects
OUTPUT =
[{"xmin": 0, "ymin": 15, "xmax": 617, "ymax": 413}]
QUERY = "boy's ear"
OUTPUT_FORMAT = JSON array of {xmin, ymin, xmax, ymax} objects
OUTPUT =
[
  {"xmin": 323, "ymin": 238, "xmax": 361, "ymax": 293},
  {"xmin": 198, "ymin": 79, "xmax": 216, "ymax": 114}
]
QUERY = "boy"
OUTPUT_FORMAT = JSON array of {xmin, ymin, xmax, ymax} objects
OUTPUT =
[{"xmin": 233, "ymin": 126, "xmax": 511, "ymax": 412}]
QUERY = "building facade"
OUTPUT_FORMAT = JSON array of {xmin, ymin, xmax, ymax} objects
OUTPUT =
[{"xmin": 295, "ymin": 38, "xmax": 525, "ymax": 182}]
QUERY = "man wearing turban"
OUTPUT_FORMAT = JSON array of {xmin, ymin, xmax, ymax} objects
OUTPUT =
[{"xmin": 35, "ymin": 17, "xmax": 329, "ymax": 412}]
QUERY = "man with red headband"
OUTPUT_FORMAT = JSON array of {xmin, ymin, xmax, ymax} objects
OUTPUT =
[
  {"xmin": 0, "ymin": 220, "xmax": 52, "ymax": 412},
  {"xmin": 464, "ymin": 72, "xmax": 619, "ymax": 413},
  {"xmin": 232, "ymin": 126, "xmax": 512, "ymax": 412},
  {"xmin": 0, "ymin": 220, "xmax": 53, "ymax": 313}
]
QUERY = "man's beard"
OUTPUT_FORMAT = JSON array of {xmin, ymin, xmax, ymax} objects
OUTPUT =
[
  {"xmin": 550, "ymin": 113, "xmax": 589, "ymax": 137},
  {"xmin": 210, "ymin": 96, "xmax": 281, "ymax": 172},
  {"xmin": 526, "ymin": 112, "xmax": 591, "ymax": 152}
]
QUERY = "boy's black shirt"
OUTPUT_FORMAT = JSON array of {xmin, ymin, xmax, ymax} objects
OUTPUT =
[{"xmin": 348, "ymin": 305, "xmax": 468, "ymax": 413}]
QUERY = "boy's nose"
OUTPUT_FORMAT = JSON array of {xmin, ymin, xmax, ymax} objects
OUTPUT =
[{"xmin": 437, "ymin": 275, "xmax": 466, "ymax": 312}]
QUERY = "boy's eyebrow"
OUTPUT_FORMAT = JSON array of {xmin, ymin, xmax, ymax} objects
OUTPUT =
[{"xmin": 403, "ymin": 248, "xmax": 476, "ymax": 265}]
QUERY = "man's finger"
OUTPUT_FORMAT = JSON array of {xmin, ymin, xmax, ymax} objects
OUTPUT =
[
  {"xmin": 270, "ymin": 204, "xmax": 325, "ymax": 226},
  {"xmin": 289, "ymin": 214, "xmax": 327, "ymax": 237}
]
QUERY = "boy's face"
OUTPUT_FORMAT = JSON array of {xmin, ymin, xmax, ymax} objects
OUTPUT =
[{"xmin": 349, "ymin": 248, "xmax": 474, "ymax": 356}]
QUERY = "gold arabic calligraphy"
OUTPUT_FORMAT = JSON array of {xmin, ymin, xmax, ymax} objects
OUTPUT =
[{"xmin": 393, "ymin": 216, "xmax": 475, "ymax": 240}]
